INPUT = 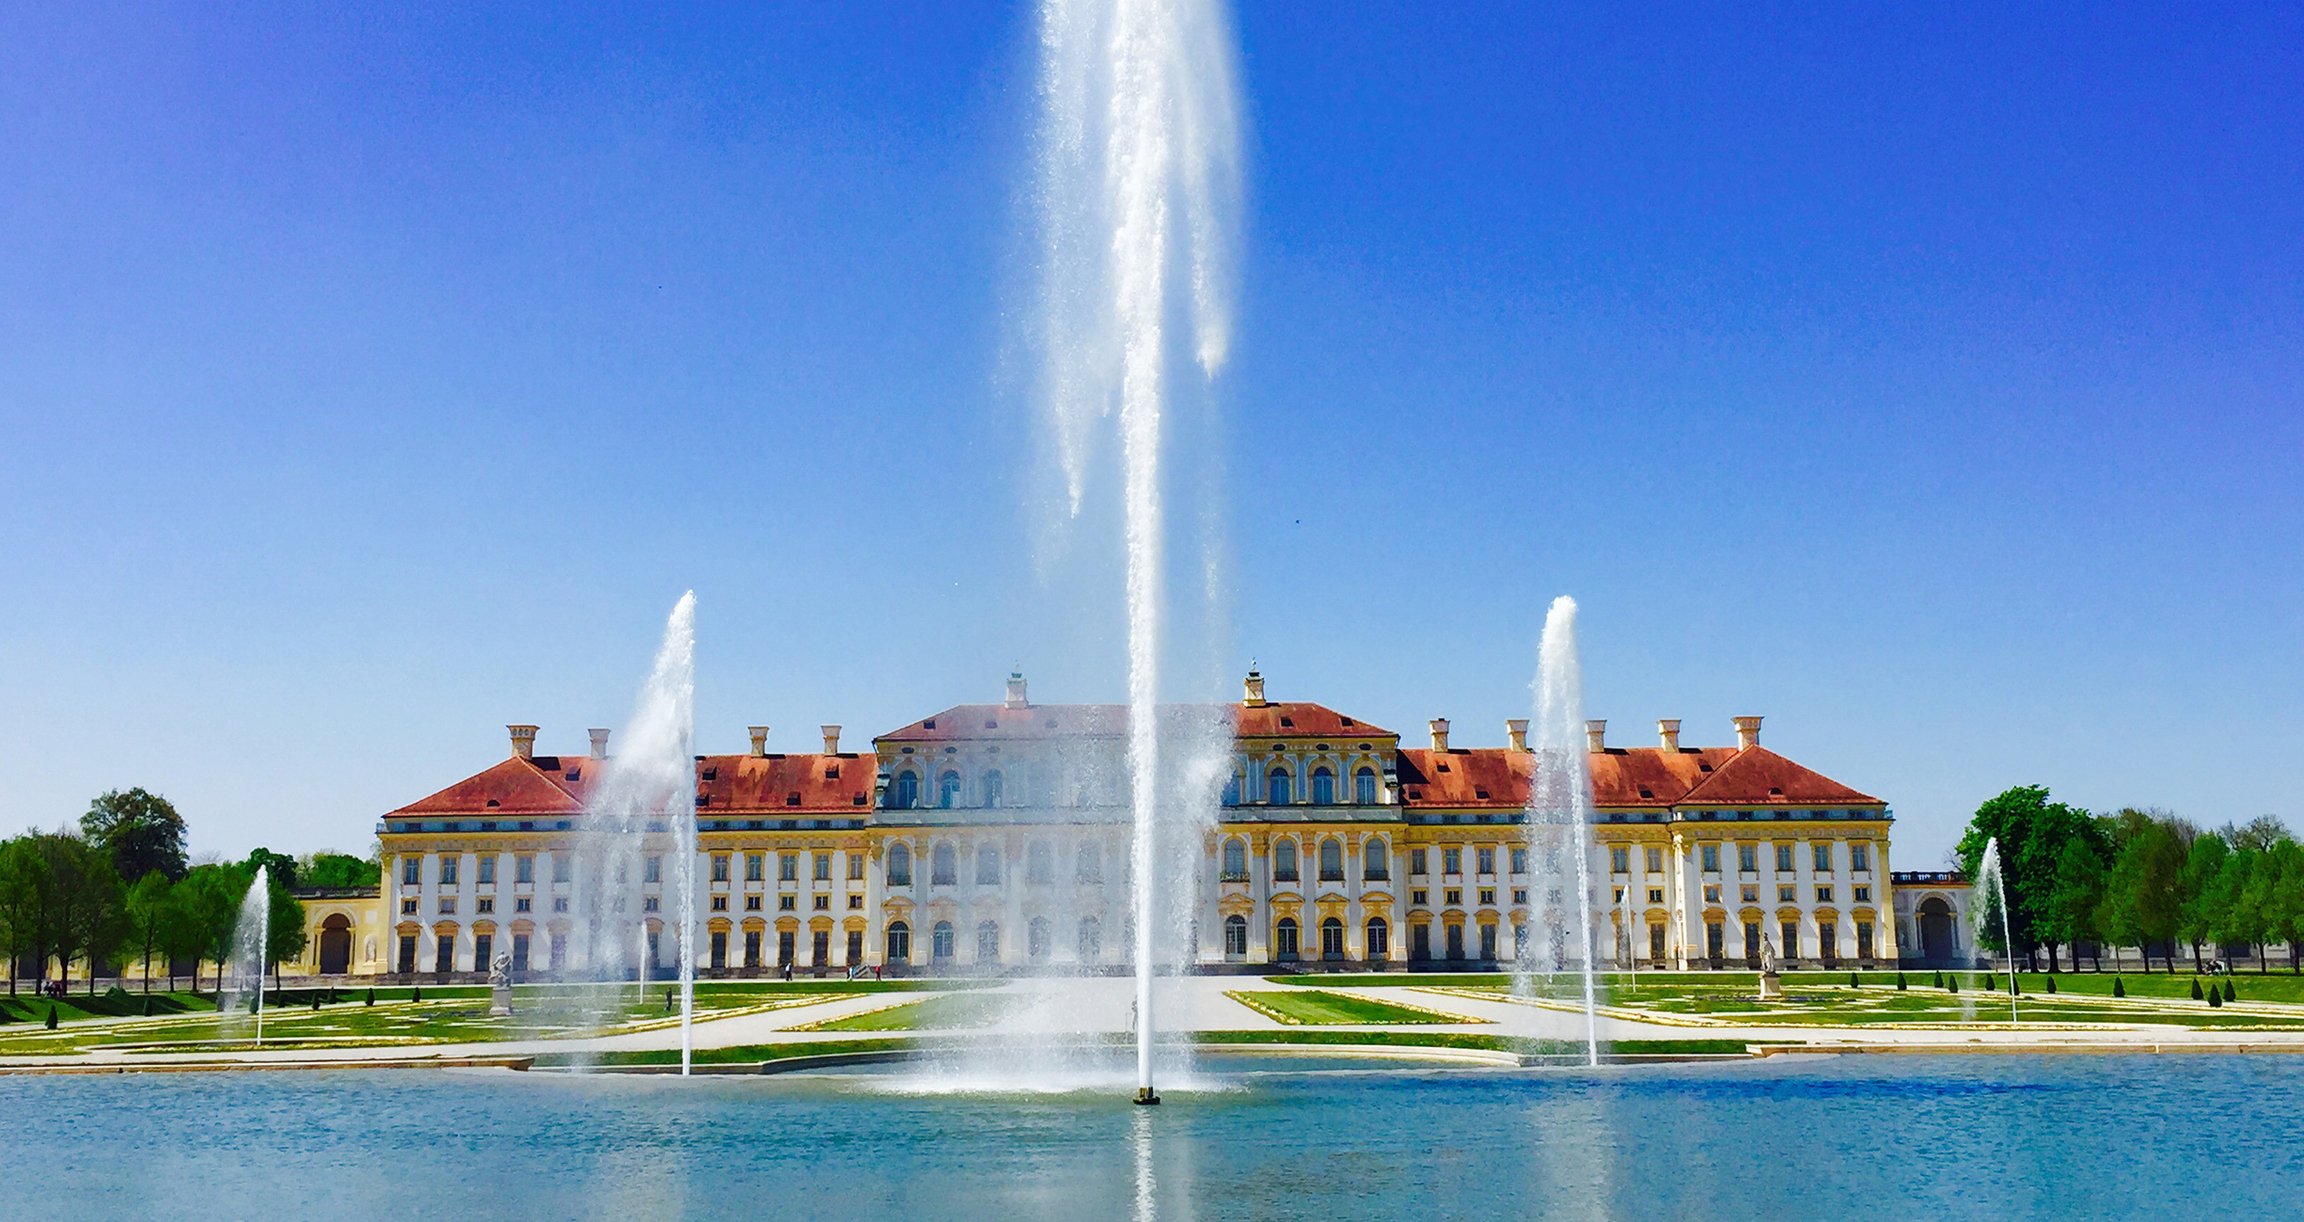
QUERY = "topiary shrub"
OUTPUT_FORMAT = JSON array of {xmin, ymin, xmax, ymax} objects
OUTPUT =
[
  {"xmin": 1850, "ymin": 972, "xmax": 1861, "ymax": 988},
  {"xmin": 1897, "ymin": 972, "xmax": 1908, "ymax": 991},
  {"xmin": 365, "ymin": 988, "xmax": 375, "ymax": 1007},
  {"xmin": 2012, "ymin": 980, "xmax": 2022, "ymax": 996},
  {"xmin": 45, "ymin": 1005, "xmax": 58, "ymax": 1030},
  {"xmin": 2191, "ymin": 979, "xmax": 2204, "ymax": 1000},
  {"xmin": 2209, "ymin": 989, "xmax": 2224, "ymax": 1008},
  {"xmin": 2224, "ymin": 981, "xmax": 2237, "ymax": 1003},
  {"xmin": 411, "ymin": 986, "xmax": 422, "ymax": 1003},
  {"xmin": 2046, "ymin": 977, "xmax": 2057, "ymax": 994},
  {"xmin": 1947, "ymin": 975, "xmax": 1959, "ymax": 993},
  {"xmin": 2113, "ymin": 977, "xmax": 2126, "ymax": 998}
]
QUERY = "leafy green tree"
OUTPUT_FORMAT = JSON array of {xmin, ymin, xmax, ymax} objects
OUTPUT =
[
  {"xmin": 2216, "ymin": 849, "xmax": 2272, "ymax": 973},
  {"xmin": 2263, "ymin": 839, "xmax": 2304, "ymax": 974},
  {"xmin": 175, "ymin": 863, "xmax": 251, "ymax": 993},
  {"xmin": 243, "ymin": 848, "xmax": 298, "ymax": 892},
  {"xmin": 2178, "ymin": 833, "xmax": 2232, "ymax": 972},
  {"xmin": 2098, "ymin": 817, "xmax": 2184, "ymax": 973},
  {"xmin": 298, "ymin": 852, "xmax": 379, "ymax": 889},
  {"xmin": 124, "ymin": 872, "xmax": 174, "ymax": 994},
  {"xmin": 2041, "ymin": 837, "xmax": 2109, "ymax": 969},
  {"xmin": 39, "ymin": 835, "xmax": 126, "ymax": 994},
  {"xmin": 2225, "ymin": 816, "xmax": 2290, "ymax": 853},
  {"xmin": 0, "ymin": 836, "xmax": 56, "ymax": 994},
  {"xmin": 265, "ymin": 877, "xmax": 308, "ymax": 990},
  {"xmin": 79, "ymin": 789, "xmax": 189, "ymax": 882},
  {"xmin": 1957, "ymin": 786, "xmax": 2104, "ymax": 970}
]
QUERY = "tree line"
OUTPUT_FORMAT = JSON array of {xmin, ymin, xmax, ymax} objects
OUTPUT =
[
  {"xmin": 0, "ymin": 788, "xmax": 378, "ymax": 993},
  {"xmin": 1957, "ymin": 786, "xmax": 2304, "ymax": 973}
]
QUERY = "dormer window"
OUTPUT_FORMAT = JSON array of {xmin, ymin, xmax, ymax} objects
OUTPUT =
[
  {"xmin": 1638, "ymin": 787, "xmax": 1654, "ymax": 798},
  {"xmin": 701, "ymin": 767, "xmax": 717, "ymax": 781},
  {"xmin": 485, "ymin": 799, "xmax": 499, "ymax": 808},
  {"xmin": 565, "ymin": 769, "xmax": 581, "ymax": 782},
  {"xmin": 786, "ymin": 792, "xmax": 802, "ymax": 806},
  {"xmin": 923, "ymin": 718, "xmax": 937, "ymax": 730},
  {"xmin": 1474, "ymin": 788, "xmax": 1490, "ymax": 800},
  {"xmin": 1341, "ymin": 718, "xmax": 1355, "ymax": 727},
  {"xmin": 984, "ymin": 719, "xmax": 997, "ymax": 729},
  {"xmin": 1279, "ymin": 717, "xmax": 1294, "ymax": 728},
  {"xmin": 1435, "ymin": 762, "xmax": 1450, "ymax": 773},
  {"xmin": 825, "ymin": 763, "xmax": 841, "ymax": 779}
]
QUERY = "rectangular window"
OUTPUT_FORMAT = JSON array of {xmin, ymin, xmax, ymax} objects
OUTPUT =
[
  {"xmin": 477, "ymin": 856, "xmax": 496, "ymax": 885},
  {"xmin": 1411, "ymin": 889, "xmax": 1428, "ymax": 906},
  {"xmin": 439, "ymin": 856, "xmax": 459, "ymax": 885},
  {"xmin": 848, "ymin": 894, "xmax": 863, "ymax": 910},
  {"xmin": 780, "ymin": 853, "xmax": 798, "ymax": 882},
  {"xmin": 1853, "ymin": 885, "xmax": 1872, "ymax": 903},
  {"xmin": 515, "ymin": 854, "xmax": 535, "ymax": 884},
  {"xmin": 711, "ymin": 854, "xmax": 730, "ymax": 883},
  {"xmin": 1815, "ymin": 886, "xmax": 1834, "ymax": 903},
  {"xmin": 1702, "ymin": 884, "xmax": 1721, "ymax": 904},
  {"xmin": 709, "ymin": 896, "xmax": 727, "ymax": 912},
  {"xmin": 814, "ymin": 853, "xmax": 832, "ymax": 882},
  {"xmin": 1410, "ymin": 849, "xmax": 1428, "ymax": 876},
  {"xmin": 644, "ymin": 855, "xmax": 663, "ymax": 884},
  {"xmin": 1779, "ymin": 885, "xmax": 1797, "ymax": 903},
  {"xmin": 813, "ymin": 895, "xmax": 830, "ymax": 911},
  {"xmin": 1479, "ymin": 887, "xmax": 1496, "ymax": 906},
  {"xmin": 1646, "ymin": 887, "xmax": 1664, "ymax": 904},
  {"xmin": 1813, "ymin": 843, "xmax": 1833, "ymax": 873},
  {"xmin": 1857, "ymin": 922, "xmax": 1875, "ymax": 959},
  {"xmin": 1512, "ymin": 888, "xmax": 1528, "ymax": 905},
  {"xmin": 1781, "ymin": 920, "xmax": 1799, "ymax": 959},
  {"xmin": 1645, "ymin": 847, "xmax": 1663, "ymax": 873},
  {"xmin": 1510, "ymin": 848, "xmax": 1528, "ymax": 875},
  {"xmin": 745, "ymin": 853, "xmax": 764, "ymax": 883},
  {"xmin": 745, "ymin": 895, "xmax": 761, "ymax": 911},
  {"xmin": 552, "ymin": 854, "xmax": 571, "ymax": 884},
  {"xmin": 1443, "ymin": 888, "xmax": 1462, "ymax": 906},
  {"xmin": 400, "ymin": 897, "xmax": 417, "ymax": 915},
  {"xmin": 1442, "ymin": 847, "xmax": 1463, "ymax": 876},
  {"xmin": 514, "ymin": 897, "xmax": 532, "ymax": 913},
  {"xmin": 1740, "ymin": 885, "xmax": 1757, "ymax": 903},
  {"xmin": 1819, "ymin": 923, "xmax": 1839, "ymax": 964},
  {"xmin": 1609, "ymin": 847, "xmax": 1630, "ymax": 874},
  {"xmin": 1737, "ymin": 844, "xmax": 1757, "ymax": 874},
  {"xmin": 1649, "ymin": 924, "xmax": 1666, "ymax": 961},
  {"xmin": 1775, "ymin": 844, "xmax": 1795, "ymax": 872},
  {"xmin": 1850, "ymin": 843, "xmax": 1871, "ymax": 872},
  {"xmin": 438, "ymin": 897, "xmax": 457, "ymax": 915},
  {"xmin": 849, "ymin": 854, "xmax": 865, "ymax": 881},
  {"xmin": 1476, "ymin": 847, "xmax": 1496, "ymax": 875},
  {"xmin": 779, "ymin": 896, "xmax": 796, "ymax": 911},
  {"xmin": 476, "ymin": 897, "xmax": 494, "ymax": 914},
  {"xmin": 642, "ymin": 896, "xmax": 659, "ymax": 913},
  {"xmin": 401, "ymin": 857, "xmax": 420, "ymax": 886},
  {"xmin": 1700, "ymin": 844, "xmax": 1720, "ymax": 874},
  {"xmin": 552, "ymin": 897, "xmax": 569, "ymax": 913}
]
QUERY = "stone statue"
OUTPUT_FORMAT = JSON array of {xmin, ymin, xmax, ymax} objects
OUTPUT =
[
  {"xmin": 488, "ymin": 952, "xmax": 513, "ymax": 988},
  {"xmin": 1757, "ymin": 936, "xmax": 1784, "ymax": 1000},
  {"xmin": 1759, "ymin": 936, "xmax": 1777, "ymax": 975}
]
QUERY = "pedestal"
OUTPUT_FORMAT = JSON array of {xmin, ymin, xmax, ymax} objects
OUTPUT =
[
  {"xmin": 489, "ymin": 984, "xmax": 514, "ymax": 1017},
  {"xmin": 1757, "ymin": 971, "xmax": 1783, "ymax": 1001}
]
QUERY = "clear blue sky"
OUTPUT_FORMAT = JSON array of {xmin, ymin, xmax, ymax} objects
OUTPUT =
[{"xmin": 2, "ymin": 4, "xmax": 2298, "ymax": 868}]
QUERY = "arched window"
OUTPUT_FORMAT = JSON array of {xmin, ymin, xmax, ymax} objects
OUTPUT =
[
  {"xmin": 1077, "ymin": 917, "xmax": 1101, "ymax": 963},
  {"xmin": 931, "ymin": 843, "xmax": 957, "ymax": 887},
  {"xmin": 1221, "ymin": 772, "xmax": 1240, "ymax": 805},
  {"xmin": 1266, "ymin": 766, "xmax": 1292, "ymax": 805},
  {"xmin": 1319, "ymin": 837, "xmax": 1344, "ymax": 882},
  {"xmin": 1355, "ymin": 767, "xmax": 1378, "ymax": 805},
  {"xmin": 1275, "ymin": 917, "xmax": 1300, "ymax": 961},
  {"xmin": 982, "ymin": 770, "xmax": 1004, "ymax": 808},
  {"xmin": 887, "ymin": 843, "xmax": 913, "ymax": 886},
  {"xmin": 938, "ymin": 770, "xmax": 962, "ymax": 809},
  {"xmin": 1273, "ymin": 839, "xmax": 1299, "ymax": 883},
  {"xmin": 1223, "ymin": 914, "xmax": 1248, "ymax": 957},
  {"xmin": 1311, "ymin": 767, "xmax": 1335, "ymax": 805},
  {"xmin": 1028, "ymin": 917, "xmax": 1052, "ymax": 961},
  {"xmin": 976, "ymin": 920, "xmax": 1000, "ymax": 963},
  {"xmin": 1366, "ymin": 916, "xmax": 1390, "ymax": 957},
  {"xmin": 886, "ymin": 921, "xmax": 911, "ymax": 963},
  {"xmin": 892, "ymin": 771, "xmax": 920, "ymax": 809},
  {"xmin": 931, "ymin": 921, "xmax": 955, "ymax": 962},
  {"xmin": 1321, "ymin": 917, "xmax": 1345, "ymax": 959},
  {"xmin": 1363, "ymin": 839, "xmax": 1389, "ymax": 881},
  {"xmin": 1221, "ymin": 837, "xmax": 1248, "ymax": 880},
  {"xmin": 1027, "ymin": 841, "xmax": 1053, "ymax": 884},
  {"xmin": 1076, "ymin": 843, "xmax": 1102, "ymax": 884},
  {"xmin": 976, "ymin": 843, "xmax": 1001, "ymax": 886}
]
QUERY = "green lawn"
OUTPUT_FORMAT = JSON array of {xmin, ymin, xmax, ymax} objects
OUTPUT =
[
  {"xmin": 1226, "ymin": 989, "xmax": 1479, "ymax": 1026},
  {"xmin": 803, "ymin": 991, "xmax": 1019, "ymax": 1033},
  {"xmin": 537, "ymin": 1031, "xmax": 1753, "ymax": 1068}
]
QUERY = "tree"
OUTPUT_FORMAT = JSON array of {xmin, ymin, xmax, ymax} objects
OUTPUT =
[
  {"xmin": 2040, "ymin": 837, "xmax": 2108, "ymax": 970},
  {"xmin": 0, "ymin": 836, "xmax": 56, "ymax": 994},
  {"xmin": 40, "ymin": 834, "xmax": 126, "ymax": 994},
  {"xmin": 2098, "ymin": 817, "xmax": 2184, "ymax": 972},
  {"xmin": 2263, "ymin": 839, "xmax": 2304, "ymax": 974},
  {"xmin": 124, "ymin": 872, "xmax": 174, "ymax": 994},
  {"xmin": 299, "ymin": 852, "xmax": 379, "ymax": 889},
  {"xmin": 175, "ymin": 863, "xmax": 250, "ymax": 993},
  {"xmin": 2178, "ymin": 833, "xmax": 2232, "ymax": 972},
  {"xmin": 79, "ymin": 789, "xmax": 189, "ymax": 882},
  {"xmin": 265, "ymin": 876, "xmax": 308, "ymax": 991},
  {"xmin": 2225, "ymin": 816, "xmax": 2290, "ymax": 854},
  {"xmin": 1957, "ymin": 786, "xmax": 2103, "ymax": 971},
  {"xmin": 243, "ymin": 848, "xmax": 298, "ymax": 893}
]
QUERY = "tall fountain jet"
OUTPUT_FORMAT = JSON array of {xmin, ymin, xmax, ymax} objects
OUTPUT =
[
  {"xmin": 1519, "ymin": 597, "xmax": 1601, "ymax": 1066},
  {"xmin": 1975, "ymin": 837, "xmax": 2017, "ymax": 1029},
  {"xmin": 221, "ymin": 865, "xmax": 270, "ymax": 1045},
  {"xmin": 1030, "ymin": 0, "xmax": 1242, "ymax": 1104},
  {"xmin": 581, "ymin": 593, "xmax": 699, "ymax": 1074}
]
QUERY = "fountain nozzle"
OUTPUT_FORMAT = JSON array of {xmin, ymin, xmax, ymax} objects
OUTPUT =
[{"xmin": 1133, "ymin": 1088, "xmax": 1161, "ymax": 1106}]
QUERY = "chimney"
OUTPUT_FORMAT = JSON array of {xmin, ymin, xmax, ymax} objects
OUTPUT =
[
  {"xmin": 748, "ymin": 726, "xmax": 770, "ymax": 758},
  {"xmin": 1428, "ymin": 718, "xmax": 1451, "ymax": 751},
  {"xmin": 1657, "ymin": 719, "xmax": 1681, "ymax": 751},
  {"xmin": 821, "ymin": 724, "xmax": 842, "ymax": 755},
  {"xmin": 587, "ymin": 728, "xmax": 610, "ymax": 759},
  {"xmin": 1242, "ymin": 667, "xmax": 1267, "ymax": 707},
  {"xmin": 1004, "ymin": 670, "xmax": 1029, "ymax": 710},
  {"xmin": 1505, "ymin": 719, "xmax": 1529, "ymax": 752},
  {"xmin": 1586, "ymin": 719, "xmax": 1607, "ymax": 753},
  {"xmin": 507, "ymin": 724, "xmax": 538, "ymax": 760},
  {"xmin": 1734, "ymin": 715, "xmax": 1763, "ymax": 750}
]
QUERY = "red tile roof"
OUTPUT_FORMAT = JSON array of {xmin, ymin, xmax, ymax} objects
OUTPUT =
[
  {"xmin": 389, "ymin": 755, "xmax": 595, "ymax": 817},
  {"xmin": 878, "ymin": 702, "xmax": 1393, "ymax": 743},
  {"xmin": 694, "ymin": 753, "xmax": 874, "ymax": 814},
  {"xmin": 1396, "ymin": 745, "xmax": 1880, "ymax": 809}
]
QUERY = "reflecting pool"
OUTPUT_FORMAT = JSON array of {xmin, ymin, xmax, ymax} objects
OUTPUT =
[{"xmin": 10, "ymin": 1055, "xmax": 2297, "ymax": 1218}]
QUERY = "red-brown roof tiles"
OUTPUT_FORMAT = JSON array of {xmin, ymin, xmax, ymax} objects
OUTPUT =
[
  {"xmin": 694, "ymin": 753, "xmax": 874, "ymax": 814},
  {"xmin": 389, "ymin": 756, "xmax": 594, "ymax": 817},
  {"xmin": 1396, "ymin": 745, "xmax": 1880, "ymax": 810},
  {"xmin": 879, "ymin": 702, "xmax": 1393, "ymax": 743}
]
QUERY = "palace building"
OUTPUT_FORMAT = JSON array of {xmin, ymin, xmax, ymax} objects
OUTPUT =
[{"xmin": 303, "ymin": 671, "xmax": 1901, "ymax": 979}]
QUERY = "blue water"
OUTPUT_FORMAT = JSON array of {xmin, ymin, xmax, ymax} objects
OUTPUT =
[{"xmin": 8, "ymin": 1056, "xmax": 2296, "ymax": 1218}]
